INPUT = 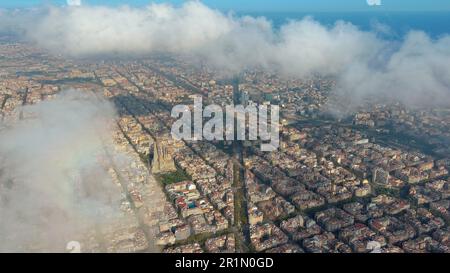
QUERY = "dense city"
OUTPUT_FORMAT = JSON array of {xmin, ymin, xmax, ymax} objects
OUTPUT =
[{"xmin": 1, "ymin": 40, "xmax": 450, "ymax": 254}]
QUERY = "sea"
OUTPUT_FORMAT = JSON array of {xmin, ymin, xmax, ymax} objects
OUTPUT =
[{"xmin": 242, "ymin": 11, "xmax": 450, "ymax": 38}]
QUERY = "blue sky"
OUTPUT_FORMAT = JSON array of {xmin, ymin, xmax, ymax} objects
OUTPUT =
[{"xmin": 1, "ymin": 0, "xmax": 450, "ymax": 12}]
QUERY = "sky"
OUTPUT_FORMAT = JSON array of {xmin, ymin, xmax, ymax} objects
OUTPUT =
[{"xmin": 1, "ymin": 0, "xmax": 450, "ymax": 12}]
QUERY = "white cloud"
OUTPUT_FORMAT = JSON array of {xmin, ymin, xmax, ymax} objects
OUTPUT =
[
  {"xmin": 367, "ymin": 0, "xmax": 382, "ymax": 6},
  {"xmin": 2, "ymin": 2, "xmax": 450, "ymax": 108},
  {"xmin": 0, "ymin": 90, "xmax": 122, "ymax": 252},
  {"xmin": 67, "ymin": 0, "xmax": 82, "ymax": 6},
  {"xmin": 27, "ymin": 3, "xmax": 232, "ymax": 56},
  {"xmin": 336, "ymin": 31, "xmax": 450, "ymax": 108}
]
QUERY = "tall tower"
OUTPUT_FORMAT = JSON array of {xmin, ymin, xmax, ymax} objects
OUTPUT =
[
  {"xmin": 151, "ymin": 138, "xmax": 176, "ymax": 174},
  {"xmin": 241, "ymin": 90, "xmax": 249, "ymax": 107},
  {"xmin": 232, "ymin": 77, "xmax": 240, "ymax": 104}
]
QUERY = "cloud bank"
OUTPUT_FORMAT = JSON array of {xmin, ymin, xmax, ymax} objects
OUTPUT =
[
  {"xmin": 2, "ymin": 1, "xmax": 450, "ymax": 107},
  {"xmin": 0, "ymin": 90, "xmax": 122, "ymax": 252}
]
